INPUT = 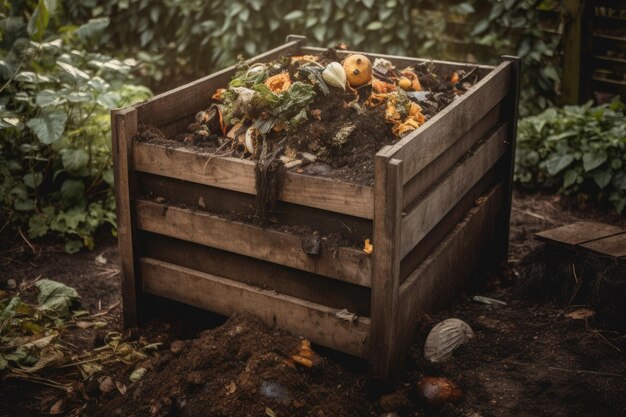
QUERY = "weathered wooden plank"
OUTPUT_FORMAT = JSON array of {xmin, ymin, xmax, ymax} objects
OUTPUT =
[
  {"xmin": 137, "ymin": 39, "xmax": 304, "ymax": 127},
  {"xmin": 133, "ymin": 142, "xmax": 374, "ymax": 219},
  {"xmin": 579, "ymin": 233, "xmax": 626, "ymax": 258},
  {"xmin": 535, "ymin": 222, "xmax": 625, "ymax": 247},
  {"xmin": 137, "ymin": 172, "xmax": 373, "ymax": 244},
  {"xmin": 383, "ymin": 60, "xmax": 512, "ymax": 184},
  {"xmin": 135, "ymin": 199, "xmax": 372, "ymax": 287},
  {"xmin": 397, "ymin": 184, "xmax": 503, "ymax": 351},
  {"xmin": 140, "ymin": 258, "xmax": 370, "ymax": 358},
  {"xmin": 140, "ymin": 232, "xmax": 371, "ymax": 315},
  {"xmin": 402, "ymin": 99, "xmax": 505, "ymax": 209},
  {"xmin": 494, "ymin": 55, "xmax": 521, "ymax": 262},
  {"xmin": 400, "ymin": 122, "xmax": 509, "ymax": 258},
  {"xmin": 300, "ymin": 46, "xmax": 495, "ymax": 74},
  {"xmin": 369, "ymin": 156, "xmax": 403, "ymax": 380},
  {"xmin": 400, "ymin": 162, "xmax": 501, "ymax": 283},
  {"xmin": 111, "ymin": 108, "xmax": 140, "ymax": 327}
]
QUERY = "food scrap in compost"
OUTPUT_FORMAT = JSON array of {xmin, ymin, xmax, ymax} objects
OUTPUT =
[{"xmin": 178, "ymin": 47, "xmax": 478, "ymax": 186}]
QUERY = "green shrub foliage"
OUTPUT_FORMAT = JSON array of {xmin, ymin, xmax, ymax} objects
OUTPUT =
[
  {"xmin": 515, "ymin": 99, "xmax": 626, "ymax": 213},
  {"xmin": 66, "ymin": 0, "xmax": 560, "ymax": 116},
  {"xmin": 0, "ymin": 1, "xmax": 151, "ymax": 252}
]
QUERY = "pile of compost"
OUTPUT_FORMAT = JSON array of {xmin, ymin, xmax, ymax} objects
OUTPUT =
[{"xmin": 136, "ymin": 47, "xmax": 480, "ymax": 187}]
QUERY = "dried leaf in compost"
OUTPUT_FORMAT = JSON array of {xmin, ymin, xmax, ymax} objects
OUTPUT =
[
  {"xmin": 566, "ymin": 309, "xmax": 594, "ymax": 320},
  {"xmin": 129, "ymin": 367, "xmax": 147, "ymax": 383},
  {"xmin": 49, "ymin": 399, "xmax": 64, "ymax": 415},
  {"xmin": 19, "ymin": 345, "xmax": 66, "ymax": 372}
]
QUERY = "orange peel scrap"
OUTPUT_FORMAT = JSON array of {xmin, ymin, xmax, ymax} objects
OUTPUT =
[
  {"xmin": 363, "ymin": 239, "xmax": 373, "ymax": 255},
  {"xmin": 265, "ymin": 72, "xmax": 292, "ymax": 93},
  {"xmin": 372, "ymin": 78, "xmax": 397, "ymax": 93},
  {"xmin": 401, "ymin": 70, "xmax": 422, "ymax": 91},
  {"xmin": 212, "ymin": 88, "xmax": 226, "ymax": 101},
  {"xmin": 290, "ymin": 339, "xmax": 320, "ymax": 368}
]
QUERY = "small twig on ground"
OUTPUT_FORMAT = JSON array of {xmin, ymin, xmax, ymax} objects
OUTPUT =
[{"xmin": 17, "ymin": 227, "xmax": 35, "ymax": 254}]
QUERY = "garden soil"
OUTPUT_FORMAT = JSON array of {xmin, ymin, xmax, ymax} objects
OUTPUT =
[{"xmin": 1, "ymin": 192, "xmax": 625, "ymax": 417}]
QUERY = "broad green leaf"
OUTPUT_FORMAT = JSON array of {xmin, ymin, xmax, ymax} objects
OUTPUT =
[
  {"xmin": 64, "ymin": 240, "xmax": 83, "ymax": 254},
  {"xmin": 563, "ymin": 169, "xmax": 577, "ymax": 188},
  {"xmin": 545, "ymin": 154, "xmax": 574, "ymax": 175},
  {"xmin": 61, "ymin": 148, "xmax": 89, "ymax": 172},
  {"xmin": 57, "ymin": 61, "xmax": 90, "ymax": 82},
  {"xmin": 366, "ymin": 21, "xmax": 383, "ymax": 31},
  {"xmin": 35, "ymin": 90, "xmax": 65, "ymax": 107},
  {"xmin": 35, "ymin": 279, "xmax": 80, "ymax": 315},
  {"xmin": 284, "ymin": 10, "xmax": 303, "ymax": 21},
  {"xmin": 75, "ymin": 17, "xmax": 109, "ymax": 42},
  {"xmin": 26, "ymin": 109, "xmax": 67, "ymax": 144},
  {"xmin": 61, "ymin": 179, "xmax": 85, "ymax": 203},
  {"xmin": 582, "ymin": 151, "xmax": 607, "ymax": 172},
  {"xmin": 592, "ymin": 169, "xmax": 611, "ymax": 189},
  {"xmin": 23, "ymin": 172, "xmax": 43, "ymax": 189}
]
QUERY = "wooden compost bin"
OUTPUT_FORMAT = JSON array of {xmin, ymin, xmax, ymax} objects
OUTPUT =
[{"xmin": 112, "ymin": 35, "xmax": 520, "ymax": 380}]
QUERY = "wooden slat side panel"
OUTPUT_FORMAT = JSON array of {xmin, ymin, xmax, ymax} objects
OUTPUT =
[
  {"xmin": 112, "ymin": 108, "xmax": 140, "ymax": 327},
  {"xmin": 137, "ymin": 40, "xmax": 303, "ymax": 127},
  {"xmin": 369, "ymin": 156, "xmax": 403, "ymax": 380},
  {"xmin": 132, "ymin": 142, "xmax": 374, "ymax": 219},
  {"xmin": 397, "ymin": 184, "xmax": 504, "ymax": 351},
  {"xmin": 386, "ymin": 61, "xmax": 513, "ymax": 183},
  {"xmin": 400, "ymin": 160, "xmax": 502, "ymax": 283},
  {"xmin": 300, "ymin": 46, "xmax": 495, "ymax": 74},
  {"xmin": 140, "ymin": 232, "xmax": 371, "ymax": 315},
  {"xmin": 402, "ymin": 100, "xmax": 505, "ymax": 209},
  {"xmin": 140, "ymin": 258, "xmax": 370, "ymax": 358},
  {"xmin": 135, "ymin": 200, "xmax": 372, "ymax": 287},
  {"xmin": 400, "ymin": 122, "xmax": 509, "ymax": 258},
  {"xmin": 137, "ymin": 173, "xmax": 373, "ymax": 244}
]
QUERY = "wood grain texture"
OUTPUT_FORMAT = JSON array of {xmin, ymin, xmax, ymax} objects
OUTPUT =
[
  {"xmin": 383, "ymin": 61, "xmax": 512, "ymax": 183},
  {"xmin": 111, "ymin": 108, "xmax": 140, "ymax": 327},
  {"xmin": 133, "ymin": 142, "xmax": 374, "ymax": 219},
  {"xmin": 140, "ymin": 257, "xmax": 370, "ymax": 358},
  {"xmin": 369, "ymin": 156, "xmax": 403, "ymax": 380},
  {"xmin": 134, "ymin": 199, "xmax": 372, "ymax": 287},
  {"xmin": 535, "ymin": 222, "xmax": 625, "ymax": 246},
  {"xmin": 398, "ymin": 184, "xmax": 503, "ymax": 351},
  {"xmin": 137, "ymin": 172, "xmax": 373, "ymax": 244},
  {"xmin": 140, "ymin": 232, "xmax": 371, "ymax": 315},
  {"xmin": 400, "ymin": 122, "xmax": 509, "ymax": 258},
  {"xmin": 402, "ymin": 100, "xmax": 505, "ymax": 209},
  {"xmin": 579, "ymin": 233, "xmax": 626, "ymax": 258},
  {"xmin": 136, "ymin": 40, "xmax": 304, "ymax": 127}
]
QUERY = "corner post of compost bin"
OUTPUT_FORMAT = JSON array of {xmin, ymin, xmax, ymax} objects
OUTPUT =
[
  {"xmin": 497, "ymin": 56, "xmax": 521, "ymax": 262},
  {"xmin": 285, "ymin": 34, "xmax": 307, "ymax": 46},
  {"xmin": 111, "ymin": 107, "xmax": 140, "ymax": 328},
  {"xmin": 370, "ymin": 152, "xmax": 404, "ymax": 382}
]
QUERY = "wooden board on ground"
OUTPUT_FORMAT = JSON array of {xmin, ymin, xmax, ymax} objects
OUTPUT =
[
  {"xmin": 535, "ymin": 221, "xmax": 624, "ymax": 246},
  {"xmin": 579, "ymin": 233, "xmax": 626, "ymax": 258}
]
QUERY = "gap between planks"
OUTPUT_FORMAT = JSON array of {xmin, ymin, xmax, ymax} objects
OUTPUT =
[
  {"xmin": 132, "ymin": 142, "xmax": 374, "ymax": 219},
  {"xmin": 134, "ymin": 199, "xmax": 372, "ymax": 287},
  {"xmin": 400, "ymin": 122, "xmax": 509, "ymax": 258},
  {"xmin": 140, "ymin": 257, "xmax": 370, "ymax": 358}
]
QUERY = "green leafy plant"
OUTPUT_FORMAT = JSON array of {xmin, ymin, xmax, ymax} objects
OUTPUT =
[
  {"xmin": 0, "ymin": 1, "xmax": 151, "ymax": 252},
  {"xmin": 515, "ymin": 99, "xmax": 626, "ymax": 212}
]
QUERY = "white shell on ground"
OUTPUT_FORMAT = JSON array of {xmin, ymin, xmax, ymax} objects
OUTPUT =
[{"xmin": 424, "ymin": 318, "xmax": 474, "ymax": 363}]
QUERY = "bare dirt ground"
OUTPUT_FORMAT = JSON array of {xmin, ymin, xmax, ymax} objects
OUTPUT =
[{"xmin": 1, "ymin": 191, "xmax": 625, "ymax": 417}]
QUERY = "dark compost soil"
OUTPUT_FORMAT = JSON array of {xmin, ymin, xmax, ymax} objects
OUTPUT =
[
  {"xmin": 135, "ymin": 51, "xmax": 472, "ymax": 188},
  {"xmin": 1, "ymin": 191, "xmax": 625, "ymax": 417}
]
